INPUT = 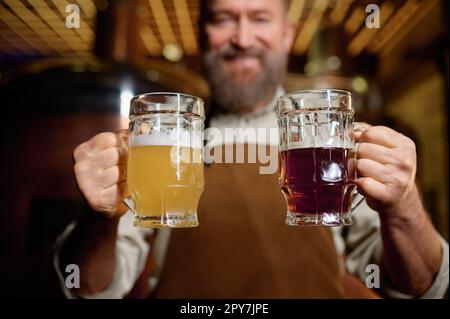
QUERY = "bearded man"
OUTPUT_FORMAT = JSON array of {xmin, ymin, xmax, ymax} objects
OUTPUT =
[{"xmin": 54, "ymin": 0, "xmax": 448, "ymax": 299}]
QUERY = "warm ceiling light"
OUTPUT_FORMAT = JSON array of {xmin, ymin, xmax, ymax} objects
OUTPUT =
[
  {"xmin": 347, "ymin": 2, "xmax": 395, "ymax": 56},
  {"xmin": 75, "ymin": 0, "xmax": 97, "ymax": 17},
  {"xmin": 51, "ymin": 0, "xmax": 94, "ymax": 45},
  {"xmin": 351, "ymin": 76, "xmax": 368, "ymax": 94},
  {"xmin": 326, "ymin": 55, "xmax": 341, "ymax": 70},
  {"xmin": 173, "ymin": 0, "xmax": 198, "ymax": 55},
  {"xmin": 163, "ymin": 43, "xmax": 183, "ymax": 62},
  {"xmin": 3, "ymin": 0, "xmax": 65, "ymax": 53},
  {"xmin": 304, "ymin": 61, "xmax": 319, "ymax": 76},
  {"xmin": 344, "ymin": 7, "xmax": 365, "ymax": 35},
  {"xmin": 287, "ymin": 0, "xmax": 305, "ymax": 25},
  {"xmin": 140, "ymin": 26, "xmax": 162, "ymax": 56},
  {"xmin": 378, "ymin": 0, "xmax": 437, "ymax": 57},
  {"xmin": 136, "ymin": 4, "xmax": 151, "ymax": 19},
  {"xmin": 368, "ymin": 0, "xmax": 419, "ymax": 54},
  {"xmin": 0, "ymin": 6, "xmax": 51, "ymax": 54},
  {"xmin": 293, "ymin": 0, "xmax": 329, "ymax": 54},
  {"xmin": 28, "ymin": 0, "xmax": 85, "ymax": 54},
  {"xmin": 148, "ymin": 0, "xmax": 177, "ymax": 46},
  {"xmin": 136, "ymin": 5, "xmax": 161, "ymax": 55},
  {"xmin": 329, "ymin": 0, "xmax": 353, "ymax": 25}
]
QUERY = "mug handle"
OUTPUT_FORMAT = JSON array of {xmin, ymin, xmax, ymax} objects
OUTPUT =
[
  {"xmin": 351, "ymin": 122, "xmax": 370, "ymax": 211},
  {"xmin": 351, "ymin": 191, "xmax": 366, "ymax": 211},
  {"xmin": 119, "ymin": 128, "xmax": 134, "ymax": 213},
  {"xmin": 123, "ymin": 196, "xmax": 136, "ymax": 214}
]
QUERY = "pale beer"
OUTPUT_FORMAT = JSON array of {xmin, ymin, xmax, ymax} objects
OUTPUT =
[
  {"xmin": 126, "ymin": 92, "xmax": 205, "ymax": 228},
  {"xmin": 127, "ymin": 144, "xmax": 204, "ymax": 228}
]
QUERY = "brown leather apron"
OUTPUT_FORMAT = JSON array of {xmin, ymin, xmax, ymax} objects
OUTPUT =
[{"xmin": 147, "ymin": 145, "xmax": 346, "ymax": 298}]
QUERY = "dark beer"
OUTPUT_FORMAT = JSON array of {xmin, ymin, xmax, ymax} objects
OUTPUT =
[{"xmin": 279, "ymin": 147, "xmax": 356, "ymax": 224}]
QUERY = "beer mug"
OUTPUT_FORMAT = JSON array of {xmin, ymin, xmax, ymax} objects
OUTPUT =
[
  {"xmin": 125, "ymin": 92, "xmax": 205, "ymax": 228},
  {"xmin": 277, "ymin": 89, "xmax": 357, "ymax": 226}
]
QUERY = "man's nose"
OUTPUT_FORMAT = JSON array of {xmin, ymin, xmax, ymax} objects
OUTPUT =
[{"xmin": 230, "ymin": 18, "xmax": 255, "ymax": 50}]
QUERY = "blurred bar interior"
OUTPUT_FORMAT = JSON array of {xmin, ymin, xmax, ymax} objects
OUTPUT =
[{"xmin": 0, "ymin": 0, "xmax": 448, "ymax": 297}]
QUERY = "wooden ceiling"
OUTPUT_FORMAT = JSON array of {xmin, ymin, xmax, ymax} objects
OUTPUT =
[{"xmin": 0, "ymin": 0, "xmax": 443, "ymax": 59}]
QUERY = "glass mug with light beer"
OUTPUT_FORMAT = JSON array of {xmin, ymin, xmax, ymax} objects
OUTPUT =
[
  {"xmin": 277, "ymin": 90, "xmax": 359, "ymax": 226},
  {"xmin": 125, "ymin": 93, "xmax": 205, "ymax": 228}
]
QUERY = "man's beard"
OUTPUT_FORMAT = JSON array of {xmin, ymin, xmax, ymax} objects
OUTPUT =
[{"xmin": 203, "ymin": 45, "xmax": 288, "ymax": 113}]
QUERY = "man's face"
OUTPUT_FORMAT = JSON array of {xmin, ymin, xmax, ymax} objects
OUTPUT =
[{"xmin": 203, "ymin": 0, "xmax": 294, "ymax": 112}]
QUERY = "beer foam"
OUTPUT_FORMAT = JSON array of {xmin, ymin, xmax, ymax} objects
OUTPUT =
[
  {"xmin": 131, "ymin": 129, "xmax": 202, "ymax": 148},
  {"xmin": 282, "ymin": 138, "xmax": 352, "ymax": 151}
]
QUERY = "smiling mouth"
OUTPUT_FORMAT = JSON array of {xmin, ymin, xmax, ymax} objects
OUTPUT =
[{"xmin": 225, "ymin": 55, "xmax": 260, "ymax": 67}]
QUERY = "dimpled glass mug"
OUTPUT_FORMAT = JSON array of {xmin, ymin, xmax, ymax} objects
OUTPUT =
[
  {"xmin": 125, "ymin": 92, "xmax": 205, "ymax": 228},
  {"xmin": 277, "ymin": 89, "xmax": 361, "ymax": 226}
]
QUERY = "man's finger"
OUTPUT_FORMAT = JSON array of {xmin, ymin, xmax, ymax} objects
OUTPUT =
[
  {"xmin": 97, "ymin": 181, "xmax": 129, "ymax": 216},
  {"xmin": 356, "ymin": 177, "xmax": 390, "ymax": 204},
  {"xmin": 97, "ymin": 164, "xmax": 128, "ymax": 190},
  {"xmin": 358, "ymin": 126, "xmax": 403, "ymax": 148},
  {"xmin": 94, "ymin": 146, "xmax": 128, "ymax": 170},
  {"xmin": 354, "ymin": 123, "xmax": 372, "ymax": 144},
  {"xmin": 356, "ymin": 158, "xmax": 390, "ymax": 183},
  {"xmin": 354, "ymin": 122, "xmax": 372, "ymax": 132},
  {"xmin": 357, "ymin": 142, "xmax": 393, "ymax": 165},
  {"xmin": 84, "ymin": 132, "xmax": 125, "ymax": 157}
]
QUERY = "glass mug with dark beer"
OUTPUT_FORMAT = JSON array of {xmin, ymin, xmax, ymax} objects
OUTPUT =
[
  {"xmin": 125, "ymin": 93, "xmax": 205, "ymax": 228},
  {"xmin": 277, "ymin": 90, "xmax": 358, "ymax": 226}
]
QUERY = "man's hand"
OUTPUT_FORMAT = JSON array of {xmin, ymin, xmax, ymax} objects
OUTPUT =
[
  {"xmin": 73, "ymin": 131, "xmax": 129, "ymax": 218},
  {"xmin": 354, "ymin": 124, "xmax": 418, "ymax": 221},
  {"xmin": 354, "ymin": 124, "xmax": 444, "ymax": 296}
]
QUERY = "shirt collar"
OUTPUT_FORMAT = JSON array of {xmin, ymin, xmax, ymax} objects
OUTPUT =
[{"xmin": 248, "ymin": 85, "xmax": 285, "ymax": 117}]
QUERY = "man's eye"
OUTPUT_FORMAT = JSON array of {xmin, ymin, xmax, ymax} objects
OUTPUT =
[
  {"xmin": 214, "ymin": 16, "xmax": 233, "ymax": 25},
  {"xmin": 254, "ymin": 16, "xmax": 270, "ymax": 23}
]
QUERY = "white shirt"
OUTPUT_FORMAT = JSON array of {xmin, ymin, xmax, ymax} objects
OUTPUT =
[{"xmin": 54, "ymin": 87, "xmax": 449, "ymax": 299}]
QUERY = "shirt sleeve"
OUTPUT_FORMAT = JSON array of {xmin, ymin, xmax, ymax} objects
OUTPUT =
[
  {"xmin": 379, "ymin": 234, "xmax": 449, "ymax": 299},
  {"xmin": 339, "ymin": 198, "xmax": 449, "ymax": 299},
  {"xmin": 53, "ymin": 211, "xmax": 153, "ymax": 299}
]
